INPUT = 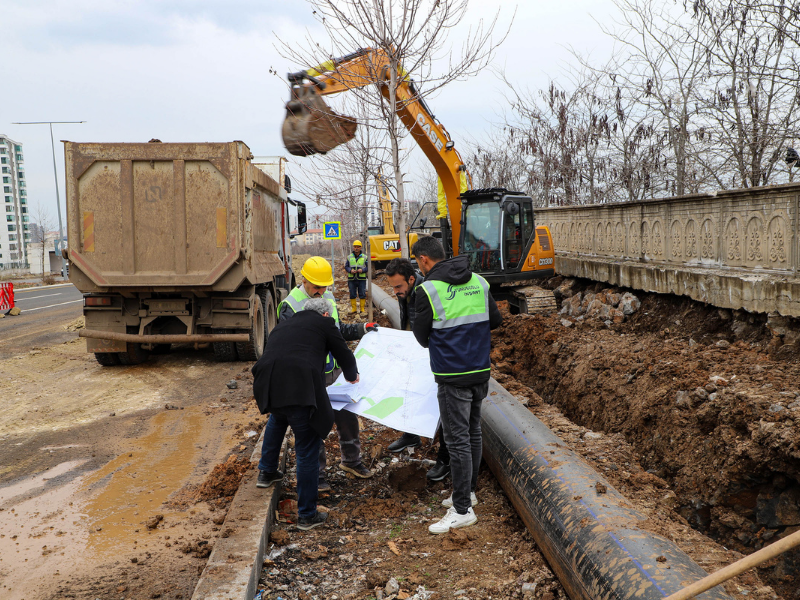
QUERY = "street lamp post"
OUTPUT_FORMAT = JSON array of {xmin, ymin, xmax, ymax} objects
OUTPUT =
[{"xmin": 12, "ymin": 120, "xmax": 85, "ymax": 279}]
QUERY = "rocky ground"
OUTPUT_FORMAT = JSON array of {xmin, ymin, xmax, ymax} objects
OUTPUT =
[
  {"xmin": 252, "ymin": 273, "xmax": 791, "ymax": 600},
  {"xmin": 5, "ymin": 260, "xmax": 798, "ymax": 599}
]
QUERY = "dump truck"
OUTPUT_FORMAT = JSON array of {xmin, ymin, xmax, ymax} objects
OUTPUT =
[{"xmin": 64, "ymin": 140, "xmax": 307, "ymax": 366}]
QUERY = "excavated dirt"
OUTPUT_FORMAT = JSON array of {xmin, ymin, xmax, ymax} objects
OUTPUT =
[
  {"xmin": 492, "ymin": 276, "xmax": 800, "ymax": 599},
  {"xmin": 253, "ymin": 276, "xmax": 787, "ymax": 600}
]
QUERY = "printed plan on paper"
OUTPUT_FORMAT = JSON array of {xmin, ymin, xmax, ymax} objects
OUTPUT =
[{"xmin": 326, "ymin": 329, "xmax": 440, "ymax": 438}]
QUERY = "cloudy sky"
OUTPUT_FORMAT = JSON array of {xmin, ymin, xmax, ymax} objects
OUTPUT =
[{"xmin": 1, "ymin": 0, "xmax": 620, "ymax": 224}]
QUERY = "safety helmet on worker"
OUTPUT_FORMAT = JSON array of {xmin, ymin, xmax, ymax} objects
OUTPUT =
[
  {"xmin": 301, "ymin": 256, "xmax": 334, "ymax": 286},
  {"xmin": 352, "ymin": 240, "xmax": 363, "ymax": 247}
]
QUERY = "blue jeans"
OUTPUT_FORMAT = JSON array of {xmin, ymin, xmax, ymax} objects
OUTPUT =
[
  {"xmin": 259, "ymin": 407, "xmax": 321, "ymax": 519},
  {"xmin": 437, "ymin": 381, "xmax": 489, "ymax": 514},
  {"xmin": 348, "ymin": 279, "xmax": 366, "ymax": 299}
]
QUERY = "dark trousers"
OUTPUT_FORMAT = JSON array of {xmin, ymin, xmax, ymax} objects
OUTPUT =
[
  {"xmin": 258, "ymin": 407, "xmax": 321, "ymax": 519},
  {"xmin": 348, "ymin": 279, "xmax": 367, "ymax": 299},
  {"xmin": 435, "ymin": 423, "xmax": 450, "ymax": 464},
  {"xmin": 437, "ymin": 381, "xmax": 489, "ymax": 514},
  {"xmin": 319, "ymin": 369, "xmax": 362, "ymax": 477}
]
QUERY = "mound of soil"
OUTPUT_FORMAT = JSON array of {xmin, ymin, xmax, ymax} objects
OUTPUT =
[{"xmin": 493, "ymin": 277, "xmax": 800, "ymax": 597}]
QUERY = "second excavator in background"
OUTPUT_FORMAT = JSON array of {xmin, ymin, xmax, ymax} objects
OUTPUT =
[{"xmin": 281, "ymin": 48, "xmax": 557, "ymax": 313}]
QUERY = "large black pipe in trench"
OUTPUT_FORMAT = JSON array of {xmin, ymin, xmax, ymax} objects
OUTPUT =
[{"xmin": 370, "ymin": 284, "xmax": 729, "ymax": 600}]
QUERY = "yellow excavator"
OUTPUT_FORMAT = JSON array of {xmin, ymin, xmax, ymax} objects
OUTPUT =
[
  {"xmin": 367, "ymin": 174, "xmax": 420, "ymax": 269},
  {"xmin": 281, "ymin": 48, "xmax": 557, "ymax": 313}
]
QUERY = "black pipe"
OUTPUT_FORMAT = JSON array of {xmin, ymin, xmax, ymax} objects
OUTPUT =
[{"xmin": 482, "ymin": 380, "xmax": 730, "ymax": 600}]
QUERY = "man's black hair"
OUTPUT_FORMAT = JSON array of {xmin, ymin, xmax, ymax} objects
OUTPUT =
[
  {"xmin": 411, "ymin": 235, "xmax": 445, "ymax": 261},
  {"xmin": 385, "ymin": 258, "xmax": 416, "ymax": 281}
]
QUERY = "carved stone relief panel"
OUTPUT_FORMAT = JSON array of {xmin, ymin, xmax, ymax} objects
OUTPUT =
[
  {"xmin": 629, "ymin": 222, "xmax": 640, "ymax": 256},
  {"xmin": 615, "ymin": 222, "xmax": 624, "ymax": 254},
  {"xmin": 701, "ymin": 218, "xmax": 715, "ymax": 260},
  {"xmin": 725, "ymin": 217, "xmax": 742, "ymax": 264},
  {"xmin": 605, "ymin": 223, "xmax": 613, "ymax": 255},
  {"xmin": 596, "ymin": 222, "xmax": 605, "ymax": 253},
  {"xmin": 768, "ymin": 215, "xmax": 787, "ymax": 265},
  {"xmin": 641, "ymin": 221, "xmax": 650, "ymax": 256},
  {"xmin": 685, "ymin": 220, "xmax": 697, "ymax": 258},
  {"xmin": 671, "ymin": 220, "xmax": 682, "ymax": 259},
  {"xmin": 745, "ymin": 216, "xmax": 764, "ymax": 266},
  {"xmin": 652, "ymin": 220, "xmax": 663, "ymax": 258}
]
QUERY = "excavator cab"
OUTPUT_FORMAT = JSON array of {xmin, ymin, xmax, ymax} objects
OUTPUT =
[{"xmin": 459, "ymin": 189, "xmax": 554, "ymax": 285}]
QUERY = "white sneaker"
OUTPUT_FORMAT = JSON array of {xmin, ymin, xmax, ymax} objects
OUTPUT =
[
  {"xmin": 442, "ymin": 491, "xmax": 478, "ymax": 508},
  {"xmin": 428, "ymin": 507, "xmax": 477, "ymax": 534}
]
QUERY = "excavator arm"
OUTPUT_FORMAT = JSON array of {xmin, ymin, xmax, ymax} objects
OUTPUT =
[{"xmin": 281, "ymin": 47, "xmax": 469, "ymax": 254}]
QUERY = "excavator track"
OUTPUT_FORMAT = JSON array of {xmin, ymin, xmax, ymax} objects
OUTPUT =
[{"xmin": 512, "ymin": 285, "xmax": 558, "ymax": 314}]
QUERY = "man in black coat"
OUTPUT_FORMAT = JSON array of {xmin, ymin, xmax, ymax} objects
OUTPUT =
[{"xmin": 252, "ymin": 298, "xmax": 359, "ymax": 530}]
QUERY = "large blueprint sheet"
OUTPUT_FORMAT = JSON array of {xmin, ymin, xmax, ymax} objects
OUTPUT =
[{"xmin": 326, "ymin": 328, "xmax": 440, "ymax": 438}]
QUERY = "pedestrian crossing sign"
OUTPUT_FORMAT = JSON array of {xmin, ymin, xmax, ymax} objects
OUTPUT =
[{"xmin": 323, "ymin": 221, "xmax": 342, "ymax": 240}]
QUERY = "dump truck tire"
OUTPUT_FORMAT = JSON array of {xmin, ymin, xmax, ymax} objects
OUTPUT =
[
  {"xmin": 235, "ymin": 293, "xmax": 266, "ymax": 361},
  {"xmin": 95, "ymin": 352, "xmax": 121, "ymax": 367},
  {"xmin": 263, "ymin": 289, "xmax": 276, "ymax": 339},
  {"xmin": 118, "ymin": 342, "xmax": 150, "ymax": 366},
  {"xmin": 213, "ymin": 330, "xmax": 238, "ymax": 362}
]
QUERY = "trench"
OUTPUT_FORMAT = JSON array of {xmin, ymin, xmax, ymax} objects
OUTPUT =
[{"xmin": 491, "ymin": 276, "xmax": 800, "ymax": 599}]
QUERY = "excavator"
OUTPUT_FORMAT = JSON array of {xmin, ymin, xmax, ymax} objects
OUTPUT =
[
  {"xmin": 367, "ymin": 174, "xmax": 420, "ymax": 269},
  {"xmin": 281, "ymin": 48, "xmax": 557, "ymax": 313}
]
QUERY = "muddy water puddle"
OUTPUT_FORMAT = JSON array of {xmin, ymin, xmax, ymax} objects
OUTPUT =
[{"xmin": 0, "ymin": 406, "xmax": 208, "ymax": 600}]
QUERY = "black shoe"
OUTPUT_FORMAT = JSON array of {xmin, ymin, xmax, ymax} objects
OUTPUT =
[
  {"xmin": 426, "ymin": 460, "xmax": 450, "ymax": 481},
  {"xmin": 318, "ymin": 479, "xmax": 332, "ymax": 493},
  {"xmin": 256, "ymin": 470, "xmax": 284, "ymax": 488},
  {"xmin": 388, "ymin": 433, "xmax": 422, "ymax": 453},
  {"xmin": 297, "ymin": 510, "xmax": 328, "ymax": 531}
]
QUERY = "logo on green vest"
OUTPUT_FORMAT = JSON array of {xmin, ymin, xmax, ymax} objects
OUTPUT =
[{"xmin": 445, "ymin": 282, "xmax": 482, "ymax": 301}]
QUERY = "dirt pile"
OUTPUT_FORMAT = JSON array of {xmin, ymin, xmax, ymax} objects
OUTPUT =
[
  {"xmin": 493, "ymin": 276, "xmax": 800, "ymax": 596},
  {"xmin": 195, "ymin": 454, "xmax": 252, "ymax": 506}
]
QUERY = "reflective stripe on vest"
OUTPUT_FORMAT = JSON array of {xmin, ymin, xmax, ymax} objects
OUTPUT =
[
  {"xmin": 278, "ymin": 286, "xmax": 340, "ymax": 373},
  {"xmin": 347, "ymin": 253, "xmax": 367, "ymax": 280},
  {"xmin": 419, "ymin": 274, "xmax": 491, "ymax": 377}
]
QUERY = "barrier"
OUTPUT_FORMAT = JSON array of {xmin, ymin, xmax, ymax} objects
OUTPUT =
[{"xmin": 0, "ymin": 282, "xmax": 14, "ymax": 311}]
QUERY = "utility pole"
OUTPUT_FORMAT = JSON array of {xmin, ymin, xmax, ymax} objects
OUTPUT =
[{"xmin": 12, "ymin": 120, "xmax": 85, "ymax": 279}]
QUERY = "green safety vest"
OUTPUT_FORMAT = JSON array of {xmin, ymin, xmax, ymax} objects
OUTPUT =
[
  {"xmin": 347, "ymin": 252, "xmax": 368, "ymax": 280},
  {"xmin": 419, "ymin": 273, "xmax": 491, "ymax": 378},
  {"xmin": 278, "ymin": 286, "xmax": 340, "ymax": 372}
]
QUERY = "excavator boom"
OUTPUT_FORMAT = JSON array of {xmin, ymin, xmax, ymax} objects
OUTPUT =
[{"xmin": 281, "ymin": 48, "xmax": 468, "ymax": 254}]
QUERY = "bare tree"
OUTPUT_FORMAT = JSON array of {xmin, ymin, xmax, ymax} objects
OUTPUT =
[
  {"xmin": 690, "ymin": 0, "xmax": 800, "ymax": 188},
  {"xmin": 278, "ymin": 0, "xmax": 509, "ymax": 257},
  {"xmin": 30, "ymin": 202, "xmax": 56, "ymax": 277}
]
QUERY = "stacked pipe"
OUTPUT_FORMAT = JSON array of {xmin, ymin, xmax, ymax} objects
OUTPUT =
[{"xmin": 370, "ymin": 284, "xmax": 729, "ymax": 600}]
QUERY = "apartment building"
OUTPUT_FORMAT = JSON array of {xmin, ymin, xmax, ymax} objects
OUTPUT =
[{"xmin": 0, "ymin": 135, "xmax": 30, "ymax": 269}]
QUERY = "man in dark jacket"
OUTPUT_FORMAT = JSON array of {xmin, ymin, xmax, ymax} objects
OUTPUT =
[
  {"xmin": 277, "ymin": 256, "xmax": 377, "ymax": 491},
  {"xmin": 252, "ymin": 298, "xmax": 359, "ymax": 530},
  {"xmin": 384, "ymin": 258, "xmax": 451, "ymax": 481},
  {"xmin": 411, "ymin": 236, "xmax": 502, "ymax": 534}
]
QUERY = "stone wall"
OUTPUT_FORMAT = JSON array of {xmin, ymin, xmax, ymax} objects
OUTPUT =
[{"xmin": 535, "ymin": 183, "xmax": 800, "ymax": 316}]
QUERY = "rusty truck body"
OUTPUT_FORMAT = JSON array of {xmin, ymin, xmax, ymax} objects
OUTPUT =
[{"xmin": 64, "ymin": 141, "xmax": 306, "ymax": 366}]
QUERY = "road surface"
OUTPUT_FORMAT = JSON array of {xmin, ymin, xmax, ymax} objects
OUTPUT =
[{"xmin": 0, "ymin": 283, "xmax": 83, "ymax": 360}]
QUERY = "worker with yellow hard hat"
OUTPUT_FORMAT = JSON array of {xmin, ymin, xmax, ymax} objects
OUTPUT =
[
  {"xmin": 344, "ymin": 239, "xmax": 368, "ymax": 313},
  {"xmin": 270, "ymin": 256, "xmax": 378, "ymax": 490}
]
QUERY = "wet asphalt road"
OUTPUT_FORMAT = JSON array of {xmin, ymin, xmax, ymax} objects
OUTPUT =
[{"xmin": 0, "ymin": 284, "xmax": 83, "ymax": 359}]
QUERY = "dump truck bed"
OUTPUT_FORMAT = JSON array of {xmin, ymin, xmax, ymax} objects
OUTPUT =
[{"xmin": 65, "ymin": 141, "xmax": 288, "ymax": 293}]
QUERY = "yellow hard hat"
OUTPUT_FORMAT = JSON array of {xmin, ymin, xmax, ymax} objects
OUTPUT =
[
  {"xmin": 352, "ymin": 240, "xmax": 362, "ymax": 246},
  {"xmin": 301, "ymin": 256, "xmax": 334, "ymax": 286}
]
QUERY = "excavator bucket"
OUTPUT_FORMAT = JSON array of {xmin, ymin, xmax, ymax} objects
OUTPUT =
[{"xmin": 281, "ymin": 85, "xmax": 357, "ymax": 156}]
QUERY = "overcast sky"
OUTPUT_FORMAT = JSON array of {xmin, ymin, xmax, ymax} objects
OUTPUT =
[{"xmin": 1, "ymin": 0, "xmax": 620, "ymax": 225}]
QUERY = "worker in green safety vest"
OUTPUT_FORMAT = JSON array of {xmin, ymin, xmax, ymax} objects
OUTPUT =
[
  {"xmin": 272, "ymin": 256, "xmax": 378, "ymax": 491},
  {"xmin": 344, "ymin": 239, "xmax": 368, "ymax": 314},
  {"xmin": 411, "ymin": 236, "xmax": 502, "ymax": 535}
]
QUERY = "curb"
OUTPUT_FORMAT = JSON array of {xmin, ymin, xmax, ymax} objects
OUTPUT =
[
  {"xmin": 191, "ymin": 427, "xmax": 286, "ymax": 600},
  {"xmin": 14, "ymin": 283, "xmax": 74, "ymax": 293}
]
